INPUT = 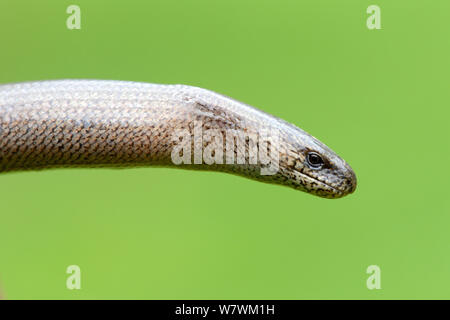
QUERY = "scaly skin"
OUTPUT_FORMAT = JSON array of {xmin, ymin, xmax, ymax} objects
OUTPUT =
[{"xmin": 0, "ymin": 80, "xmax": 356, "ymax": 198}]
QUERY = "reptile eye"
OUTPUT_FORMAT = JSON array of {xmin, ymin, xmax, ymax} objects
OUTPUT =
[{"xmin": 306, "ymin": 152, "xmax": 324, "ymax": 169}]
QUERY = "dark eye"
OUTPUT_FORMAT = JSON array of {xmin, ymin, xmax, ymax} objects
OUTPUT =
[{"xmin": 306, "ymin": 152, "xmax": 324, "ymax": 169}]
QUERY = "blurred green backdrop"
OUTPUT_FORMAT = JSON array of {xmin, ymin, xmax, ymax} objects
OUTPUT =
[{"xmin": 0, "ymin": 0, "xmax": 449, "ymax": 299}]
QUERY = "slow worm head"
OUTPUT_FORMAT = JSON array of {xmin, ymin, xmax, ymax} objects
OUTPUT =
[{"xmin": 0, "ymin": 80, "xmax": 356, "ymax": 198}]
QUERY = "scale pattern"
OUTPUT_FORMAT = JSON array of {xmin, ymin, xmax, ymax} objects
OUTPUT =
[{"xmin": 0, "ymin": 80, "xmax": 356, "ymax": 198}]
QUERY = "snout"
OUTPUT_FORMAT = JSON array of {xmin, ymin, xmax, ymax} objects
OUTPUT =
[
  {"xmin": 343, "ymin": 163, "xmax": 357, "ymax": 195},
  {"xmin": 331, "ymin": 163, "xmax": 357, "ymax": 198}
]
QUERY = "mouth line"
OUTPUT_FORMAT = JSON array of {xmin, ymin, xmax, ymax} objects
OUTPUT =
[{"xmin": 296, "ymin": 171, "xmax": 344, "ymax": 195}]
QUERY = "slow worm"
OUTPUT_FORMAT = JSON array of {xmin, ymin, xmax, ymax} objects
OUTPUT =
[{"xmin": 0, "ymin": 80, "xmax": 356, "ymax": 198}]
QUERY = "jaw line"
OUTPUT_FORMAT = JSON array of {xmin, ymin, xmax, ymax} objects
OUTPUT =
[{"xmin": 295, "ymin": 170, "xmax": 344, "ymax": 196}]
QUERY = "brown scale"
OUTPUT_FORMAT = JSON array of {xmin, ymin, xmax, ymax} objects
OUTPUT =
[{"xmin": 0, "ymin": 80, "xmax": 357, "ymax": 198}]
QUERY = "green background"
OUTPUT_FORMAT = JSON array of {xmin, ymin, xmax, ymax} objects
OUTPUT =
[{"xmin": 0, "ymin": 0, "xmax": 449, "ymax": 299}]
